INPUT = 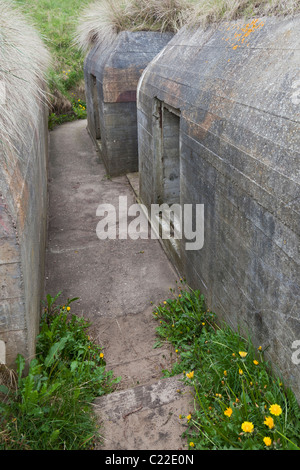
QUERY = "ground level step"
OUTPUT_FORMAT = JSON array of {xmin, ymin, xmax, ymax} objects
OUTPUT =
[{"xmin": 93, "ymin": 375, "xmax": 193, "ymax": 450}]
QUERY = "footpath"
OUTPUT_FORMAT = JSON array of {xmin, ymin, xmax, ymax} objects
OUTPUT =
[{"xmin": 45, "ymin": 119, "xmax": 193, "ymax": 450}]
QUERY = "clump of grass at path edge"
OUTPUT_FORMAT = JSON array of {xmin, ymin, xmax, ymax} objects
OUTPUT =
[
  {"xmin": 15, "ymin": 0, "xmax": 89, "ymax": 129},
  {"xmin": 152, "ymin": 280, "xmax": 300, "ymax": 450},
  {"xmin": 0, "ymin": 293, "xmax": 120, "ymax": 450}
]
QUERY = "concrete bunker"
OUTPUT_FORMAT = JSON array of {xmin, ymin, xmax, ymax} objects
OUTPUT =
[
  {"xmin": 137, "ymin": 16, "xmax": 300, "ymax": 399},
  {"xmin": 84, "ymin": 31, "xmax": 173, "ymax": 177}
]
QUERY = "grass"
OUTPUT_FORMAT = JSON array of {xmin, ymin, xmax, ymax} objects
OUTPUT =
[
  {"xmin": 0, "ymin": 293, "xmax": 120, "ymax": 450},
  {"xmin": 75, "ymin": 0, "xmax": 300, "ymax": 51},
  {"xmin": 0, "ymin": 0, "xmax": 50, "ymax": 160},
  {"xmin": 15, "ymin": 0, "xmax": 89, "ymax": 127},
  {"xmin": 153, "ymin": 281, "xmax": 300, "ymax": 450}
]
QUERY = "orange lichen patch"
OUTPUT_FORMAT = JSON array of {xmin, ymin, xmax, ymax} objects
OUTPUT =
[{"xmin": 221, "ymin": 18, "xmax": 265, "ymax": 50}]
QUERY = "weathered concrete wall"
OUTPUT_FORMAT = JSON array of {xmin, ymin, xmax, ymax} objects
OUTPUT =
[
  {"xmin": 84, "ymin": 31, "xmax": 173, "ymax": 177},
  {"xmin": 0, "ymin": 99, "xmax": 48, "ymax": 366},
  {"xmin": 137, "ymin": 16, "xmax": 300, "ymax": 398}
]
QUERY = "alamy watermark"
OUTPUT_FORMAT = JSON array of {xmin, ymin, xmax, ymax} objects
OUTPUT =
[{"xmin": 96, "ymin": 196, "xmax": 204, "ymax": 251}]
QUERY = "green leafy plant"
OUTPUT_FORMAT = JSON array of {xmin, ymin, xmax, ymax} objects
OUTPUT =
[
  {"xmin": 0, "ymin": 293, "xmax": 120, "ymax": 450},
  {"xmin": 153, "ymin": 281, "xmax": 300, "ymax": 450}
]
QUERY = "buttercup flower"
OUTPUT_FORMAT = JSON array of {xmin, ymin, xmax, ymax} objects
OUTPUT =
[
  {"xmin": 264, "ymin": 416, "xmax": 274, "ymax": 429},
  {"xmin": 269, "ymin": 404, "xmax": 282, "ymax": 416},
  {"xmin": 224, "ymin": 407, "xmax": 233, "ymax": 417},
  {"xmin": 241, "ymin": 421, "xmax": 254, "ymax": 433},
  {"xmin": 263, "ymin": 437, "xmax": 272, "ymax": 447}
]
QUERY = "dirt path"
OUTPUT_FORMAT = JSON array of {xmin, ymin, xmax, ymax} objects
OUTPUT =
[{"xmin": 45, "ymin": 119, "xmax": 193, "ymax": 450}]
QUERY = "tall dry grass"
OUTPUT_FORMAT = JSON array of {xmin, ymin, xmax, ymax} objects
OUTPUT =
[
  {"xmin": 75, "ymin": 0, "xmax": 193, "ymax": 51},
  {"xmin": 75, "ymin": 0, "xmax": 300, "ymax": 51},
  {"xmin": 0, "ymin": 0, "xmax": 50, "ymax": 162}
]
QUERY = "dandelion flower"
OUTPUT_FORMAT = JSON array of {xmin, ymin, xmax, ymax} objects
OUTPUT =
[
  {"xmin": 263, "ymin": 437, "xmax": 272, "ymax": 447},
  {"xmin": 253, "ymin": 360, "xmax": 259, "ymax": 365},
  {"xmin": 239, "ymin": 369, "xmax": 243, "ymax": 375},
  {"xmin": 99, "ymin": 352, "xmax": 104, "ymax": 358},
  {"xmin": 66, "ymin": 306, "xmax": 71, "ymax": 311},
  {"xmin": 224, "ymin": 407, "xmax": 233, "ymax": 417},
  {"xmin": 186, "ymin": 371, "xmax": 194, "ymax": 379},
  {"xmin": 163, "ymin": 301, "xmax": 167, "ymax": 305},
  {"xmin": 264, "ymin": 416, "xmax": 274, "ymax": 429},
  {"xmin": 269, "ymin": 404, "xmax": 282, "ymax": 416},
  {"xmin": 224, "ymin": 370, "xmax": 227, "ymax": 377},
  {"xmin": 241, "ymin": 421, "xmax": 254, "ymax": 433},
  {"xmin": 186, "ymin": 414, "xmax": 192, "ymax": 421},
  {"xmin": 239, "ymin": 351, "xmax": 247, "ymax": 358},
  {"xmin": 189, "ymin": 442, "xmax": 195, "ymax": 447}
]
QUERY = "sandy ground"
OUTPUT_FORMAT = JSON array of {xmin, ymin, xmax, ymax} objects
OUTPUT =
[{"xmin": 45, "ymin": 120, "xmax": 193, "ymax": 450}]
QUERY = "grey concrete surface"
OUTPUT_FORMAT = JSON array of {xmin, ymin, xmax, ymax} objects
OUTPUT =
[
  {"xmin": 137, "ymin": 16, "xmax": 300, "ymax": 400},
  {"xmin": 45, "ymin": 119, "xmax": 192, "ymax": 450},
  {"xmin": 0, "ymin": 101, "xmax": 48, "ymax": 367}
]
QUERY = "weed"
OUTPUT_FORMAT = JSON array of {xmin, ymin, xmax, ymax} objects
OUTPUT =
[
  {"xmin": 153, "ymin": 281, "xmax": 300, "ymax": 450},
  {"xmin": 0, "ymin": 293, "xmax": 120, "ymax": 450}
]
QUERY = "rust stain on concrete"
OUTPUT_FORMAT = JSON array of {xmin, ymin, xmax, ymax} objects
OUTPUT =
[{"xmin": 103, "ymin": 66, "xmax": 142, "ymax": 102}]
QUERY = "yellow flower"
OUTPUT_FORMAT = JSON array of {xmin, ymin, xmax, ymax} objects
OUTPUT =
[
  {"xmin": 66, "ymin": 306, "xmax": 70, "ymax": 311},
  {"xmin": 239, "ymin": 351, "xmax": 247, "ymax": 358},
  {"xmin": 264, "ymin": 416, "xmax": 274, "ymax": 429},
  {"xmin": 178, "ymin": 294, "xmax": 182, "ymax": 298},
  {"xmin": 163, "ymin": 301, "xmax": 167, "ymax": 305},
  {"xmin": 62, "ymin": 306, "xmax": 65, "ymax": 310},
  {"xmin": 202, "ymin": 322, "xmax": 205, "ymax": 325},
  {"xmin": 175, "ymin": 349, "xmax": 178, "ymax": 353},
  {"xmin": 239, "ymin": 369, "xmax": 243, "ymax": 375},
  {"xmin": 263, "ymin": 437, "xmax": 272, "ymax": 447},
  {"xmin": 186, "ymin": 371, "xmax": 194, "ymax": 379},
  {"xmin": 241, "ymin": 421, "xmax": 254, "ymax": 433},
  {"xmin": 258, "ymin": 346, "xmax": 262, "ymax": 351},
  {"xmin": 99, "ymin": 352, "xmax": 104, "ymax": 359},
  {"xmin": 186, "ymin": 414, "xmax": 192, "ymax": 421},
  {"xmin": 224, "ymin": 370, "xmax": 227, "ymax": 377},
  {"xmin": 269, "ymin": 404, "xmax": 282, "ymax": 416},
  {"xmin": 224, "ymin": 407, "xmax": 233, "ymax": 417},
  {"xmin": 253, "ymin": 360, "xmax": 259, "ymax": 365},
  {"xmin": 189, "ymin": 442, "xmax": 195, "ymax": 447}
]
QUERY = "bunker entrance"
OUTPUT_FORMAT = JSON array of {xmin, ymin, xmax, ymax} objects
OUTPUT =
[
  {"xmin": 160, "ymin": 103, "xmax": 181, "ymax": 206},
  {"xmin": 153, "ymin": 100, "xmax": 182, "ymax": 251},
  {"xmin": 91, "ymin": 74, "xmax": 101, "ymax": 142}
]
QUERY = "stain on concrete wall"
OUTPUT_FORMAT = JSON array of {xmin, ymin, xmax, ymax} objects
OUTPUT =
[
  {"xmin": 84, "ymin": 31, "xmax": 173, "ymax": 177},
  {"xmin": 137, "ymin": 16, "xmax": 300, "ymax": 399}
]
